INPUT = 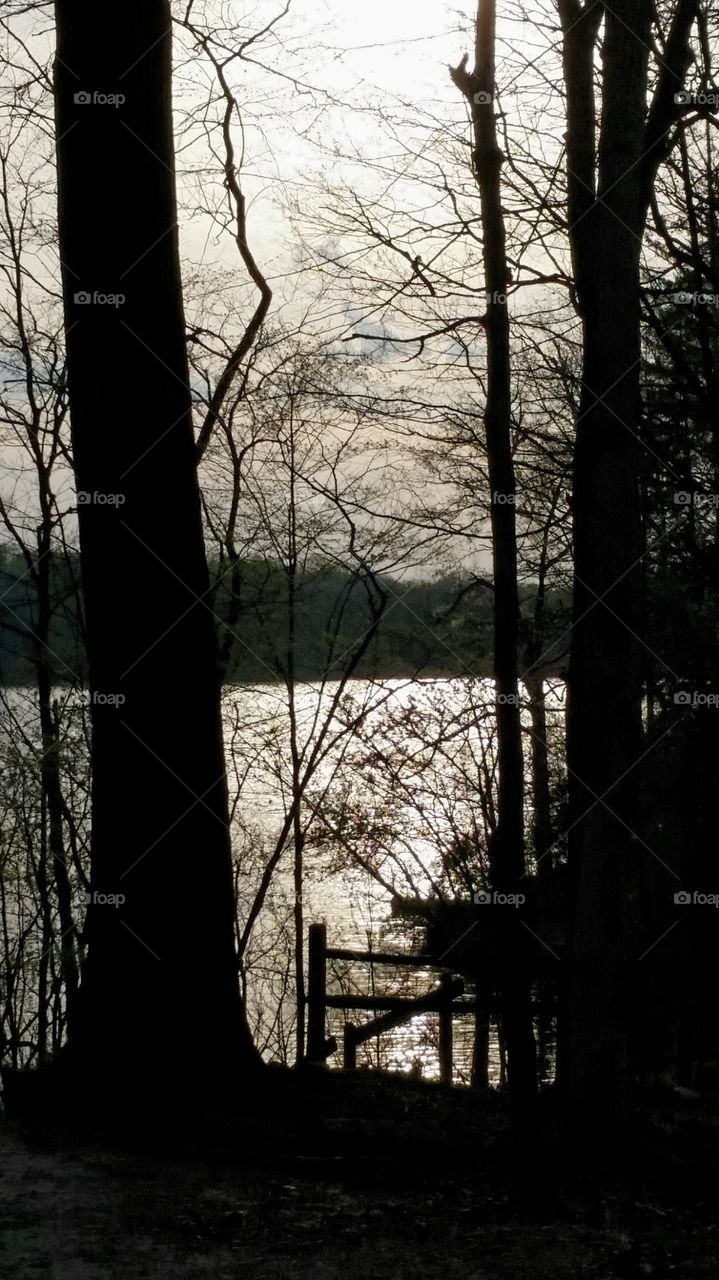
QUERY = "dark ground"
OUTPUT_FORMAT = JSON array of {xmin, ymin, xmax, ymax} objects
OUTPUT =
[{"xmin": 1, "ymin": 1071, "xmax": 718, "ymax": 1278}]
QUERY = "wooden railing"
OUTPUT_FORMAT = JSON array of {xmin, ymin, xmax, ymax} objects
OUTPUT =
[{"xmin": 305, "ymin": 921, "xmax": 476, "ymax": 1084}]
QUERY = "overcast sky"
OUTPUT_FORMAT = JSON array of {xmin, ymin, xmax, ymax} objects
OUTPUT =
[
  {"xmin": 176, "ymin": 0, "xmax": 477, "ymax": 332},
  {"xmin": 311, "ymin": 0, "xmax": 463, "ymax": 90}
]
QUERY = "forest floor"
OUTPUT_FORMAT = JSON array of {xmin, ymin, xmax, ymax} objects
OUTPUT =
[{"xmin": 1, "ymin": 1070, "xmax": 718, "ymax": 1279}]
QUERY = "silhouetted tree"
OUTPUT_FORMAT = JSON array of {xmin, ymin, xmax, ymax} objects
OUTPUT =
[
  {"xmin": 451, "ymin": 0, "xmax": 537, "ymax": 1117},
  {"xmin": 53, "ymin": 0, "xmax": 259, "ymax": 1107},
  {"xmin": 558, "ymin": 0, "xmax": 697, "ymax": 1141}
]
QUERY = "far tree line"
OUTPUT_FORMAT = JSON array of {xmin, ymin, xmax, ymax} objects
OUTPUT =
[{"xmin": 0, "ymin": 546, "xmax": 570, "ymax": 685}]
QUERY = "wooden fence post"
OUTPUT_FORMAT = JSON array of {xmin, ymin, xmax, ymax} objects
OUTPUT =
[
  {"xmin": 306, "ymin": 922, "xmax": 327, "ymax": 1062},
  {"xmin": 343, "ymin": 1023, "xmax": 357, "ymax": 1069},
  {"xmin": 438, "ymin": 972, "xmax": 454, "ymax": 1085}
]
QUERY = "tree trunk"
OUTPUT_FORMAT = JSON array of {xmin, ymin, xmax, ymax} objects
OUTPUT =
[
  {"xmin": 471, "ymin": 971, "xmax": 491, "ymax": 1089},
  {"xmin": 35, "ymin": 541, "xmax": 79, "ymax": 1038},
  {"xmin": 53, "ymin": 0, "xmax": 259, "ymax": 1107},
  {"xmin": 452, "ymin": 0, "xmax": 537, "ymax": 1118},
  {"xmin": 559, "ymin": 0, "xmax": 651, "ymax": 1138},
  {"xmin": 525, "ymin": 674, "xmax": 554, "ymax": 893}
]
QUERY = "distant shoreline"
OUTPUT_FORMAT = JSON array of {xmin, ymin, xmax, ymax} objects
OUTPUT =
[{"xmin": 0, "ymin": 663, "xmax": 568, "ymax": 692}]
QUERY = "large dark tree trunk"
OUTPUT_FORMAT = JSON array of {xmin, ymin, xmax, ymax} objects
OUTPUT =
[
  {"xmin": 558, "ymin": 0, "xmax": 696, "ymax": 1141},
  {"xmin": 53, "ymin": 0, "xmax": 259, "ymax": 1107},
  {"xmin": 559, "ymin": 0, "xmax": 650, "ymax": 1139},
  {"xmin": 452, "ymin": 0, "xmax": 537, "ymax": 1120}
]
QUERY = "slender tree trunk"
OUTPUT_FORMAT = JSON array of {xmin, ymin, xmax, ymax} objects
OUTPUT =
[
  {"xmin": 525, "ymin": 675, "xmax": 553, "ymax": 889},
  {"xmin": 35, "ymin": 542, "xmax": 79, "ymax": 1035},
  {"xmin": 53, "ymin": 0, "xmax": 259, "ymax": 1106},
  {"xmin": 0, "ymin": 874, "xmax": 22, "ymax": 1068},
  {"xmin": 525, "ymin": 529, "xmax": 556, "ymax": 898},
  {"xmin": 452, "ymin": 0, "xmax": 537, "ymax": 1118},
  {"xmin": 471, "ymin": 970, "xmax": 491, "ymax": 1089},
  {"xmin": 36, "ymin": 871, "xmax": 51, "ymax": 1066},
  {"xmin": 282, "ymin": 442, "xmax": 306, "ymax": 1065},
  {"xmin": 293, "ymin": 815, "xmax": 305, "ymax": 1065}
]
